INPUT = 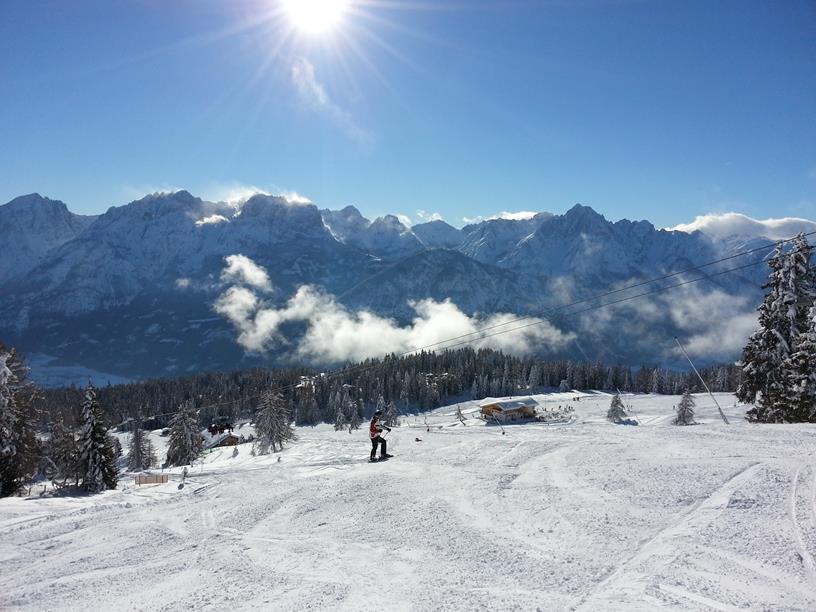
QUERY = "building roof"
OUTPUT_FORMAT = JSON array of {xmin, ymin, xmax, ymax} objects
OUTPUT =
[
  {"xmin": 202, "ymin": 431, "xmax": 240, "ymax": 449},
  {"xmin": 479, "ymin": 397, "xmax": 538, "ymax": 411}
]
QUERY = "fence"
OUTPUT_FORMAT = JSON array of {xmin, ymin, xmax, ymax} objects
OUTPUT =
[{"xmin": 134, "ymin": 474, "xmax": 169, "ymax": 485}]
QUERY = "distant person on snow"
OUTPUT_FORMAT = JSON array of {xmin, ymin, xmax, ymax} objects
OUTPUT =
[{"xmin": 370, "ymin": 410, "xmax": 393, "ymax": 462}]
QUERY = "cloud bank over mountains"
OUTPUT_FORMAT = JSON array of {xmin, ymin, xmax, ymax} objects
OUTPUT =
[
  {"xmin": 214, "ymin": 255, "xmax": 575, "ymax": 363},
  {"xmin": 670, "ymin": 212, "xmax": 816, "ymax": 240}
]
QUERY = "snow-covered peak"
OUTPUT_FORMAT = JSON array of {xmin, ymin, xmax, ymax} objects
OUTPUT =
[
  {"xmin": 0, "ymin": 193, "xmax": 96, "ymax": 284},
  {"xmin": 412, "ymin": 219, "xmax": 463, "ymax": 249},
  {"xmin": 321, "ymin": 205, "xmax": 371, "ymax": 243}
]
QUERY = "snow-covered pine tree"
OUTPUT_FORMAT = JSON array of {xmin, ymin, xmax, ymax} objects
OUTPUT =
[
  {"xmin": 256, "ymin": 390, "xmax": 297, "ymax": 453},
  {"xmin": 383, "ymin": 400, "xmax": 399, "ymax": 427},
  {"xmin": 650, "ymin": 369, "xmax": 665, "ymax": 395},
  {"xmin": 166, "ymin": 401, "xmax": 203, "ymax": 466},
  {"xmin": 333, "ymin": 393, "xmax": 346, "ymax": 431},
  {"xmin": 740, "ymin": 237, "xmax": 816, "ymax": 422},
  {"xmin": 784, "ymin": 305, "xmax": 816, "ymax": 422},
  {"xmin": 49, "ymin": 419, "xmax": 80, "ymax": 486},
  {"xmin": 738, "ymin": 244, "xmax": 791, "ymax": 421},
  {"xmin": 607, "ymin": 393, "xmax": 627, "ymax": 423},
  {"xmin": 0, "ymin": 347, "xmax": 39, "ymax": 497},
  {"xmin": 271, "ymin": 393, "xmax": 296, "ymax": 452},
  {"xmin": 77, "ymin": 382, "xmax": 118, "ymax": 493},
  {"xmin": 255, "ymin": 390, "xmax": 277, "ymax": 454},
  {"xmin": 674, "ymin": 389, "xmax": 696, "ymax": 425},
  {"xmin": 346, "ymin": 394, "xmax": 361, "ymax": 433},
  {"xmin": 127, "ymin": 418, "xmax": 155, "ymax": 471}
]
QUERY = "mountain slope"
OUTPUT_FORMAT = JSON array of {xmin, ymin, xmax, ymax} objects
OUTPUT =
[
  {"xmin": 0, "ymin": 191, "xmax": 787, "ymax": 381},
  {"xmin": 0, "ymin": 194, "xmax": 96, "ymax": 285}
]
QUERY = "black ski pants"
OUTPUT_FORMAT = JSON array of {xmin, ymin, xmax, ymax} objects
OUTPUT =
[{"xmin": 370, "ymin": 436, "xmax": 386, "ymax": 459}]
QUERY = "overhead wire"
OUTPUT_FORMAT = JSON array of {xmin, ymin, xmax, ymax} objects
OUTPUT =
[{"xmin": 139, "ymin": 232, "xmax": 812, "ymax": 416}]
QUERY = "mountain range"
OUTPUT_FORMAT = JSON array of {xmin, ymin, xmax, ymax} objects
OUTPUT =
[{"xmin": 1, "ymin": 191, "xmax": 811, "ymax": 386}]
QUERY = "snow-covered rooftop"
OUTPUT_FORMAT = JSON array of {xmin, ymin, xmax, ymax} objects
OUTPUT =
[{"xmin": 479, "ymin": 397, "xmax": 538, "ymax": 411}]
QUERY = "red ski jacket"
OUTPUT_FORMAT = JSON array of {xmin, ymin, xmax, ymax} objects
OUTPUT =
[{"xmin": 370, "ymin": 419, "xmax": 382, "ymax": 439}]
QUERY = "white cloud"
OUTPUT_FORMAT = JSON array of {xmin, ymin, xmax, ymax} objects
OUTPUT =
[
  {"xmin": 214, "ymin": 256, "xmax": 574, "ymax": 361},
  {"xmin": 576, "ymin": 282, "xmax": 759, "ymax": 363},
  {"xmin": 220, "ymin": 254, "xmax": 273, "ymax": 292},
  {"xmin": 195, "ymin": 214, "xmax": 230, "ymax": 227},
  {"xmin": 416, "ymin": 210, "xmax": 444, "ymax": 223},
  {"xmin": 281, "ymin": 191, "xmax": 313, "ymax": 205},
  {"xmin": 463, "ymin": 211, "xmax": 540, "ymax": 224},
  {"xmin": 396, "ymin": 214, "xmax": 413, "ymax": 227},
  {"xmin": 670, "ymin": 212, "xmax": 816, "ymax": 240},
  {"xmin": 291, "ymin": 57, "xmax": 372, "ymax": 145},
  {"xmin": 207, "ymin": 183, "xmax": 270, "ymax": 204},
  {"xmin": 120, "ymin": 184, "xmax": 183, "ymax": 202}
]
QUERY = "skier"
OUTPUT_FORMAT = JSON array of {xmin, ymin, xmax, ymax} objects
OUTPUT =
[{"xmin": 369, "ymin": 410, "xmax": 393, "ymax": 462}]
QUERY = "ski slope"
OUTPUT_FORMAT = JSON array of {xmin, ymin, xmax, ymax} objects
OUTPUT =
[{"xmin": 2, "ymin": 392, "xmax": 816, "ymax": 611}]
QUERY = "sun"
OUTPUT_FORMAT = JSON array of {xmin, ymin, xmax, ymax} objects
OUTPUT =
[{"xmin": 281, "ymin": 0, "xmax": 350, "ymax": 34}]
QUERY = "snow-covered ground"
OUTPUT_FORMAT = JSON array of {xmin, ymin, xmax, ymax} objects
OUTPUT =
[{"xmin": 2, "ymin": 392, "xmax": 816, "ymax": 611}]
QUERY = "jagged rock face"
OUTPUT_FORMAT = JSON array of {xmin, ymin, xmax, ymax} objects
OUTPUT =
[
  {"xmin": 0, "ymin": 192, "xmax": 773, "ymax": 381},
  {"xmin": 0, "ymin": 194, "xmax": 96, "ymax": 285}
]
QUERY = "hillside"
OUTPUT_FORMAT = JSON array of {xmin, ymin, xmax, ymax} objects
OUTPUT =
[{"xmin": 2, "ymin": 392, "xmax": 815, "ymax": 611}]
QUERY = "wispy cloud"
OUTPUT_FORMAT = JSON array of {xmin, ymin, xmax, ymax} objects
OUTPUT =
[
  {"xmin": 462, "ymin": 211, "xmax": 541, "ymax": 224},
  {"xmin": 291, "ymin": 57, "xmax": 372, "ymax": 145},
  {"xmin": 416, "ymin": 209, "xmax": 444, "ymax": 222}
]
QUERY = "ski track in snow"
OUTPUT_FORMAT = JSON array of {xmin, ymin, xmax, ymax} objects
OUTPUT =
[{"xmin": 1, "ymin": 392, "xmax": 816, "ymax": 611}]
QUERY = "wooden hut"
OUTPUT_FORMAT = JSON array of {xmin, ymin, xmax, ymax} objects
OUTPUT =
[{"xmin": 480, "ymin": 397, "xmax": 538, "ymax": 423}]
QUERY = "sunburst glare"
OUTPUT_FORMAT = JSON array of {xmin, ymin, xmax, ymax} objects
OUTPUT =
[{"xmin": 281, "ymin": 0, "xmax": 351, "ymax": 34}]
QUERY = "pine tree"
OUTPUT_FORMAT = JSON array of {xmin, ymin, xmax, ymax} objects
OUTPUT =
[
  {"xmin": 255, "ymin": 390, "xmax": 276, "ymax": 454},
  {"xmin": 784, "ymin": 305, "xmax": 816, "ymax": 422},
  {"xmin": 607, "ymin": 394, "xmax": 627, "ymax": 423},
  {"xmin": 77, "ymin": 382, "xmax": 118, "ymax": 493},
  {"xmin": 740, "ymin": 238, "xmax": 816, "ymax": 422},
  {"xmin": 49, "ymin": 420, "xmax": 80, "ymax": 486},
  {"xmin": 0, "ymin": 349, "xmax": 40, "ymax": 497},
  {"xmin": 346, "ymin": 393, "xmax": 361, "ymax": 433},
  {"xmin": 383, "ymin": 400, "xmax": 399, "ymax": 427},
  {"xmin": 127, "ymin": 418, "xmax": 155, "ymax": 471},
  {"xmin": 674, "ymin": 389, "xmax": 696, "ymax": 425},
  {"xmin": 650, "ymin": 369, "xmax": 664, "ymax": 395},
  {"xmin": 166, "ymin": 401, "xmax": 203, "ymax": 466},
  {"xmin": 256, "ymin": 389, "xmax": 296, "ymax": 453},
  {"xmin": 334, "ymin": 402, "xmax": 346, "ymax": 431}
]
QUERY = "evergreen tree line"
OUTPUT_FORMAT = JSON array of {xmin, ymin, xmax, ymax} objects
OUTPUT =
[
  {"xmin": 738, "ymin": 234, "xmax": 816, "ymax": 422},
  {"xmin": 32, "ymin": 347, "xmax": 743, "ymax": 432}
]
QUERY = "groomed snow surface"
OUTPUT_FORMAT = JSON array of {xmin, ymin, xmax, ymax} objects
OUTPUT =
[{"xmin": 2, "ymin": 392, "xmax": 816, "ymax": 611}]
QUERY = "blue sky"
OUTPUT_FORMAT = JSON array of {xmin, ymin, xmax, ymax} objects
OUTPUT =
[{"xmin": 1, "ymin": 0, "xmax": 814, "ymax": 227}]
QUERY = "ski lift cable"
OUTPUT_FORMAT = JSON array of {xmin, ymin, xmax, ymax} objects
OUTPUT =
[
  {"xmin": 137, "ymin": 233, "xmax": 813, "ymax": 419},
  {"xmin": 406, "ymin": 230, "xmax": 816, "ymax": 352},
  {"xmin": 154, "ymin": 253, "xmax": 773, "ymax": 418},
  {"xmin": 431, "ymin": 257, "xmax": 767, "ymax": 353}
]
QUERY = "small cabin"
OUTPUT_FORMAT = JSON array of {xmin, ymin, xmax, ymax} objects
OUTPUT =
[
  {"xmin": 203, "ymin": 431, "xmax": 241, "ymax": 450},
  {"xmin": 480, "ymin": 397, "xmax": 538, "ymax": 423}
]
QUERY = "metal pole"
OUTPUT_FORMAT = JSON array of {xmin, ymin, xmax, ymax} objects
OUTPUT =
[{"xmin": 674, "ymin": 336, "xmax": 729, "ymax": 424}]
